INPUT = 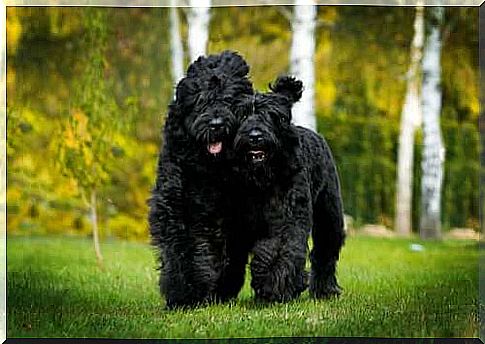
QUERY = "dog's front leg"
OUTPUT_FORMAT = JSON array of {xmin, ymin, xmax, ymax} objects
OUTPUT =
[
  {"xmin": 149, "ymin": 158, "xmax": 208, "ymax": 309},
  {"xmin": 250, "ymin": 181, "xmax": 312, "ymax": 303}
]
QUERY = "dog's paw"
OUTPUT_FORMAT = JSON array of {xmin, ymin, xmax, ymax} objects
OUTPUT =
[
  {"xmin": 309, "ymin": 274, "xmax": 342, "ymax": 299},
  {"xmin": 252, "ymin": 269, "xmax": 308, "ymax": 303}
]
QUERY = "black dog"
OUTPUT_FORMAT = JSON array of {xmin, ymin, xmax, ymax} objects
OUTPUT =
[
  {"xmin": 148, "ymin": 51, "xmax": 253, "ymax": 308},
  {"xmin": 232, "ymin": 75, "xmax": 346, "ymax": 302}
]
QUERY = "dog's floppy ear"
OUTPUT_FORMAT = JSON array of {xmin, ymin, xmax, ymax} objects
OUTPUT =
[
  {"xmin": 174, "ymin": 76, "xmax": 201, "ymax": 111},
  {"xmin": 269, "ymin": 75, "xmax": 303, "ymax": 104}
]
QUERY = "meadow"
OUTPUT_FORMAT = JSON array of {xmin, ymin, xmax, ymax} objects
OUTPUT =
[{"xmin": 7, "ymin": 235, "xmax": 479, "ymax": 339}]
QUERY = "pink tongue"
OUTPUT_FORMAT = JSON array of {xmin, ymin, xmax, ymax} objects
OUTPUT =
[{"xmin": 208, "ymin": 142, "xmax": 222, "ymax": 154}]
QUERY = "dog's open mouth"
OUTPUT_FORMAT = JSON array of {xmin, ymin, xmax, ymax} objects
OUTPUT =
[
  {"xmin": 208, "ymin": 142, "xmax": 223, "ymax": 155},
  {"xmin": 248, "ymin": 150, "xmax": 266, "ymax": 163}
]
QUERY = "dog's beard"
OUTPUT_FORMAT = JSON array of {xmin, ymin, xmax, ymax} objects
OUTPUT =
[
  {"xmin": 235, "ymin": 144, "xmax": 275, "ymax": 189},
  {"xmin": 190, "ymin": 115, "xmax": 238, "ymax": 157},
  {"xmin": 191, "ymin": 124, "xmax": 231, "ymax": 157},
  {"xmin": 245, "ymin": 161, "xmax": 273, "ymax": 190}
]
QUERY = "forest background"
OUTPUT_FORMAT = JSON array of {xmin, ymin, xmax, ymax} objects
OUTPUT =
[{"xmin": 6, "ymin": 6, "xmax": 479, "ymax": 241}]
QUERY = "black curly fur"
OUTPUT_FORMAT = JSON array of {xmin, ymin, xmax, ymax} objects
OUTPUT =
[
  {"xmin": 148, "ymin": 51, "xmax": 253, "ymax": 309},
  {"xmin": 232, "ymin": 75, "xmax": 346, "ymax": 303}
]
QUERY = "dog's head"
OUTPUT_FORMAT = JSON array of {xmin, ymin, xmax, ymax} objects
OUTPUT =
[
  {"xmin": 234, "ymin": 75, "xmax": 302, "ymax": 187},
  {"xmin": 168, "ymin": 51, "xmax": 253, "ymax": 159}
]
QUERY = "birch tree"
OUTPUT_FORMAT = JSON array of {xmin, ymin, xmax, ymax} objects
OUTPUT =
[
  {"xmin": 395, "ymin": 6, "xmax": 424, "ymax": 236},
  {"xmin": 290, "ymin": 0, "xmax": 317, "ymax": 131},
  {"xmin": 187, "ymin": 0, "xmax": 211, "ymax": 62},
  {"xmin": 169, "ymin": 0, "xmax": 184, "ymax": 84},
  {"xmin": 58, "ymin": 9, "xmax": 120, "ymax": 267},
  {"xmin": 420, "ymin": 7, "xmax": 445, "ymax": 239}
]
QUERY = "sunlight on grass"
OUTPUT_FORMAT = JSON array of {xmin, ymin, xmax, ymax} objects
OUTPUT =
[{"xmin": 7, "ymin": 235, "xmax": 478, "ymax": 338}]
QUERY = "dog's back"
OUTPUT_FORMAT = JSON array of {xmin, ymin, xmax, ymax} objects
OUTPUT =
[{"xmin": 294, "ymin": 126, "xmax": 341, "ymax": 205}]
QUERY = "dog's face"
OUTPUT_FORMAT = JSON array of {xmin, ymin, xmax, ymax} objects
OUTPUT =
[
  {"xmin": 185, "ymin": 92, "xmax": 238, "ymax": 157},
  {"xmin": 171, "ymin": 51, "xmax": 253, "ymax": 159},
  {"xmin": 234, "ymin": 94, "xmax": 284, "ymax": 167},
  {"xmin": 234, "ymin": 76, "xmax": 303, "ymax": 171}
]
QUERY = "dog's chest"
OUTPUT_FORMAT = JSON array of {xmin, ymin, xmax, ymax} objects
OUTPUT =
[{"xmin": 182, "ymin": 166, "xmax": 233, "ymax": 231}]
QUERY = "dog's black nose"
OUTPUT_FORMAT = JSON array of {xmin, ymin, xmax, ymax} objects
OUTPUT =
[
  {"xmin": 248, "ymin": 129, "xmax": 263, "ymax": 144},
  {"xmin": 209, "ymin": 117, "xmax": 224, "ymax": 131}
]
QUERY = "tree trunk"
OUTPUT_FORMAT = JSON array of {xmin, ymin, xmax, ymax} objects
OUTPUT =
[
  {"xmin": 395, "ymin": 6, "xmax": 424, "ymax": 236},
  {"xmin": 420, "ymin": 7, "xmax": 445, "ymax": 240},
  {"xmin": 187, "ymin": 0, "xmax": 211, "ymax": 62},
  {"xmin": 290, "ymin": 0, "xmax": 317, "ymax": 132},
  {"xmin": 170, "ymin": 0, "xmax": 184, "ymax": 84},
  {"xmin": 90, "ymin": 190, "xmax": 103, "ymax": 266}
]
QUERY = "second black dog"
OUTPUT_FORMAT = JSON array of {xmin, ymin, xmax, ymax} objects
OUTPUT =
[{"xmin": 232, "ymin": 75, "xmax": 346, "ymax": 302}]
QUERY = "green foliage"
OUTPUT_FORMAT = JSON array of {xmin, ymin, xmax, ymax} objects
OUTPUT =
[
  {"xmin": 107, "ymin": 213, "xmax": 148, "ymax": 241},
  {"xmin": 320, "ymin": 115, "xmax": 399, "ymax": 228},
  {"xmin": 57, "ymin": 9, "xmax": 120, "ymax": 194},
  {"xmin": 320, "ymin": 115, "xmax": 479, "ymax": 231},
  {"xmin": 7, "ymin": 236, "xmax": 478, "ymax": 337},
  {"xmin": 208, "ymin": 7, "xmax": 291, "ymax": 90}
]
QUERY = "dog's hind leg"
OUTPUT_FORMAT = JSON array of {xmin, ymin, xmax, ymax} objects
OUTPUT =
[{"xmin": 309, "ymin": 174, "xmax": 346, "ymax": 299}]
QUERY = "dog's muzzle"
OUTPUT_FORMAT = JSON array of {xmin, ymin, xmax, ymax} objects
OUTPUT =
[
  {"xmin": 244, "ymin": 129, "xmax": 268, "ymax": 164},
  {"xmin": 207, "ymin": 117, "xmax": 226, "ymax": 155}
]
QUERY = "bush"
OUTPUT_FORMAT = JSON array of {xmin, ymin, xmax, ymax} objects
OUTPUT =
[
  {"xmin": 317, "ymin": 114, "xmax": 479, "ymax": 232},
  {"xmin": 107, "ymin": 214, "xmax": 148, "ymax": 241}
]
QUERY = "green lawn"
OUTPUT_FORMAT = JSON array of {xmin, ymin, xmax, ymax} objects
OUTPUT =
[{"xmin": 7, "ymin": 235, "xmax": 479, "ymax": 338}]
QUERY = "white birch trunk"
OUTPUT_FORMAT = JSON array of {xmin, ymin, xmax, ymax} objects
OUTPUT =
[
  {"xmin": 420, "ymin": 7, "xmax": 445, "ymax": 240},
  {"xmin": 187, "ymin": 0, "xmax": 211, "ymax": 62},
  {"xmin": 290, "ymin": 0, "xmax": 317, "ymax": 131},
  {"xmin": 395, "ymin": 6, "xmax": 424, "ymax": 236},
  {"xmin": 170, "ymin": 0, "xmax": 184, "ymax": 84}
]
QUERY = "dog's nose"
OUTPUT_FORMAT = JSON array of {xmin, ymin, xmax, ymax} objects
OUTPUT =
[
  {"xmin": 248, "ymin": 130, "xmax": 263, "ymax": 144},
  {"xmin": 209, "ymin": 117, "xmax": 224, "ymax": 131}
]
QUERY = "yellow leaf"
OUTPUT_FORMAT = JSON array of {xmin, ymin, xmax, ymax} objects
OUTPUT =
[
  {"xmin": 63, "ymin": 126, "xmax": 77, "ymax": 149},
  {"xmin": 7, "ymin": 9, "xmax": 22, "ymax": 54},
  {"xmin": 72, "ymin": 109, "xmax": 90, "ymax": 139}
]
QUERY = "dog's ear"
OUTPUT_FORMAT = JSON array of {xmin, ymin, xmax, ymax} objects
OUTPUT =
[
  {"xmin": 164, "ymin": 100, "xmax": 188, "ymax": 149},
  {"xmin": 269, "ymin": 76, "xmax": 303, "ymax": 104},
  {"xmin": 174, "ymin": 76, "xmax": 201, "ymax": 111}
]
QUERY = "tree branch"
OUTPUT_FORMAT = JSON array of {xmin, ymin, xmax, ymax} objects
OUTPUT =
[
  {"xmin": 264, "ymin": 2, "xmax": 336, "ymax": 31},
  {"xmin": 276, "ymin": 5, "xmax": 292, "ymax": 22}
]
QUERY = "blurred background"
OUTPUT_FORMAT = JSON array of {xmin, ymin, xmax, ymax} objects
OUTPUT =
[{"xmin": 6, "ymin": 6, "xmax": 479, "ymax": 243}]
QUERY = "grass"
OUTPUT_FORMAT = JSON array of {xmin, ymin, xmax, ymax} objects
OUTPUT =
[{"xmin": 7, "ymin": 235, "xmax": 479, "ymax": 338}]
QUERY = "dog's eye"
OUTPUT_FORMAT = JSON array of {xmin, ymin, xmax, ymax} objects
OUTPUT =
[{"xmin": 280, "ymin": 116, "xmax": 289, "ymax": 124}]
